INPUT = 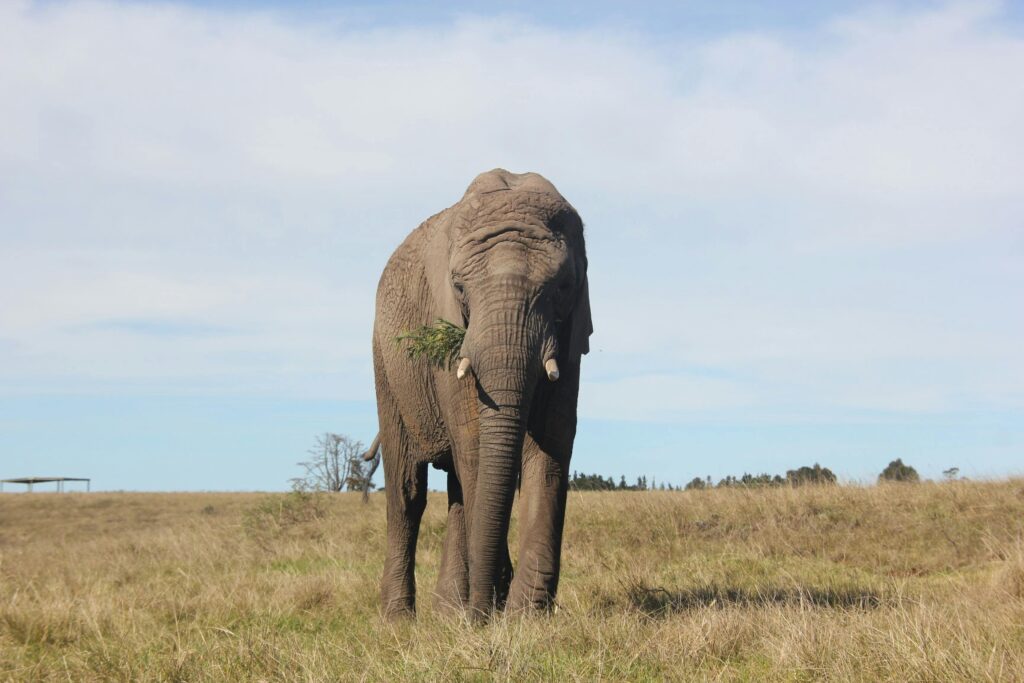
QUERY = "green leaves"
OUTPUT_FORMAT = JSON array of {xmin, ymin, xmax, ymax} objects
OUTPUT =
[{"xmin": 395, "ymin": 319, "xmax": 466, "ymax": 369}]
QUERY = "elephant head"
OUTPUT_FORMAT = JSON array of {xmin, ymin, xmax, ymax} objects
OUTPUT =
[{"xmin": 424, "ymin": 169, "xmax": 592, "ymax": 615}]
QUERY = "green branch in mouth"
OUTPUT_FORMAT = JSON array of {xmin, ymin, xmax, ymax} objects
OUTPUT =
[{"xmin": 395, "ymin": 319, "xmax": 466, "ymax": 369}]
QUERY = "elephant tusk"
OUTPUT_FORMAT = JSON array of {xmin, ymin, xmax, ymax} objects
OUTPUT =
[
  {"xmin": 456, "ymin": 357, "xmax": 471, "ymax": 379},
  {"xmin": 545, "ymin": 358, "xmax": 560, "ymax": 382}
]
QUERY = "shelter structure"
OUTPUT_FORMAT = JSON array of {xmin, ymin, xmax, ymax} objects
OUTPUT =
[{"xmin": 0, "ymin": 477, "xmax": 91, "ymax": 493}]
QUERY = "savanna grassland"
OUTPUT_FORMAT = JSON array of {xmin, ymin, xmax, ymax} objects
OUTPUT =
[{"xmin": 2, "ymin": 480, "xmax": 1023, "ymax": 681}]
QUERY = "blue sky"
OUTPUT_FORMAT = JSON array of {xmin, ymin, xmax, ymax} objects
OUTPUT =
[{"xmin": 1, "ymin": 0, "xmax": 1022, "ymax": 490}]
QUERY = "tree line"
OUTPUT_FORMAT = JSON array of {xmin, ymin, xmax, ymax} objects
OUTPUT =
[
  {"xmin": 294, "ymin": 433, "xmax": 932, "ymax": 494},
  {"xmin": 570, "ymin": 459, "xmax": 927, "ymax": 491}
]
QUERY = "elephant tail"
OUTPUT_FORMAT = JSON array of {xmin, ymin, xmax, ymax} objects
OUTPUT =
[{"xmin": 362, "ymin": 433, "xmax": 381, "ymax": 461}]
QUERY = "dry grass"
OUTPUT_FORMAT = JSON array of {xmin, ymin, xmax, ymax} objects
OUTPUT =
[{"xmin": 2, "ymin": 480, "xmax": 1023, "ymax": 681}]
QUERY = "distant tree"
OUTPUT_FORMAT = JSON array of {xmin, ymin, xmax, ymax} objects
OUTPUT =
[
  {"xmin": 879, "ymin": 458, "xmax": 919, "ymax": 483},
  {"xmin": 740, "ymin": 472, "xmax": 782, "ymax": 487},
  {"xmin": 785, "ymin": 463, "xmax": 837, "ymax": 486},
  {"xmin": 293, "ymin": 433, "xmax": 377, "ymax": 494},
  {"xmin": 942, "ymin": 467, "xmax": 960, "ymax": 480},
  {"xmin": 570, "ymin": 472, "xmax": 619, "ymax": 491},
  {"xmin": 685, "ymin": 477, "xmax": 706, "ymax": 490},
  {"xmin": 619, "ymin": 475, "xmax": 627, "ymax": 490}
]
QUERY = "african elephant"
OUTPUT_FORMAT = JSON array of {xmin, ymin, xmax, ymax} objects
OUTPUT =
[{"xmin": 370, "ymin": 169, "xmax": 592, "ymax": 620}]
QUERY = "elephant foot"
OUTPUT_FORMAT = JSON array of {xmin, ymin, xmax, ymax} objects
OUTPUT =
[
  {"xmin": 382, "ymin": 603, "xmax": 416, "ymax": 621},
  {"xmin": 506, "ymin": 580, "xmax": 556, "ymax": 613},
  {"xmin": 381, "ymin": 590, "xmax": 417, "ymax": 621},
  {"xmin": 432, "ymin": 582, "xmax": 469, "ymax": 614},
  {"xmin": 467, "ymin": 603, "xmax": 494, "ymax": 625},
  {"xmin": 505, "ymin": 595, "xmax": 555, "ymax": 613}
]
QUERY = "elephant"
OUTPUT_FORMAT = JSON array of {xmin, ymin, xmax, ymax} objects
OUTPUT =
[{"xmin": 369, "ymin": 169, "xmax": 592, "ymax": 620}]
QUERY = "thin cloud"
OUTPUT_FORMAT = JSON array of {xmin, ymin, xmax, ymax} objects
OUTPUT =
[{"xmin": 0, "ymin": 0, "xmax": 1021, "ymax": 425}]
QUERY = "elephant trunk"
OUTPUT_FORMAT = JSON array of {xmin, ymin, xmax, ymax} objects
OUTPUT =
[
  {"xmin": 469, "ymin": 404, "xmax": 524, "ymax": 616},
  {"xmin": 465, "ymin": 288, "xmax": 544, "ymax": 618}
]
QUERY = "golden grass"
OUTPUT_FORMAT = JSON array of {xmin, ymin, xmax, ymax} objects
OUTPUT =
[{"xmin": 2, "ymin": 480, "xmax": 1023, "ymax": 681}]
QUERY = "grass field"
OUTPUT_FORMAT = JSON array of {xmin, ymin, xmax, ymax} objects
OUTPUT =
[{"xmin": 2, "ymin": 480, "xmax": 1023, "ymax": 681}]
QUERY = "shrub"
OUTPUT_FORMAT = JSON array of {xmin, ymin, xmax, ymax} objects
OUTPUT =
[
  {"xmin": 717, "ymin": 473, "xmax": 785, "ymax": 488},
  {"xmin": 786, "ymin": 463, "xmax": 837, "ymax": 486},
  {"xmin": 685, "ymin": 477, "xmax": 707, "ymax": 490},
  {"xmin": 879, "ymin": 458, "xmax": 919, "ymax": 483}
]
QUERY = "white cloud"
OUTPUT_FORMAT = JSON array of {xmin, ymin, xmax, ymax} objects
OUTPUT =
[{"xmin": 0, "ymin": 1, "xmax": 1021, "ymax": 421}]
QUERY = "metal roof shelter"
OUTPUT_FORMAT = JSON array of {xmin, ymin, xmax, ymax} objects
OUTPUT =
[{"xmin": 1, "ymin": 477, "xmax": 91, "ymax": 493}]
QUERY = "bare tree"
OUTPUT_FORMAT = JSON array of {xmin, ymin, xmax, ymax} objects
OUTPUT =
[{"xmin": 293, "ymin": 433, "xmax": 377, "ymax": 494}]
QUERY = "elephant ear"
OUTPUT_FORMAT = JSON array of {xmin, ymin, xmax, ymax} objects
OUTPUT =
[
  {"xmin": 423, "ymin": 211, "xmax": 465, "ymax": 328},
  {"xmin": 568, "ymin": 259, "xmax": 593, "ymax": 361}
]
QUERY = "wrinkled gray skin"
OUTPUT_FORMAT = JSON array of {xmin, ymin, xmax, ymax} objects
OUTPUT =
[{"xmin": 371, "ymin": 169, "xmax": 592, "ymax": 620}]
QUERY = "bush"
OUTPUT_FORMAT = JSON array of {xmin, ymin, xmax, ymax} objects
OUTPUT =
[
  {"xmin": 569, "ymin": 471, "xmax": 618, "ymax": 491},
  {"xmin": 786, "ymin": 463, "xmax": 837, "ymax": 486},
  {"xmin": 879, "ymin": 458, "xmax": 919, "ymax": 483},
  {"xmin": 717, "ymin": 473, "xmax": 784, "ymax": 488}
]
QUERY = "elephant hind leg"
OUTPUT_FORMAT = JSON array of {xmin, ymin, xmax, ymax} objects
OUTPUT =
[
  {"xmin": 434, "ymin": 471, "xmax": 514, "ymax": 615},
  {"xmin": 377, "ymin": 377, "xmax": 428, "ymax": 619},
  {"xmin": 434, "ymin": 469, "xmax": 469, "ymax": 612},
  {"xmin": 381, "ymin": 452, "xmax": 427, "ymax": 619}
]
